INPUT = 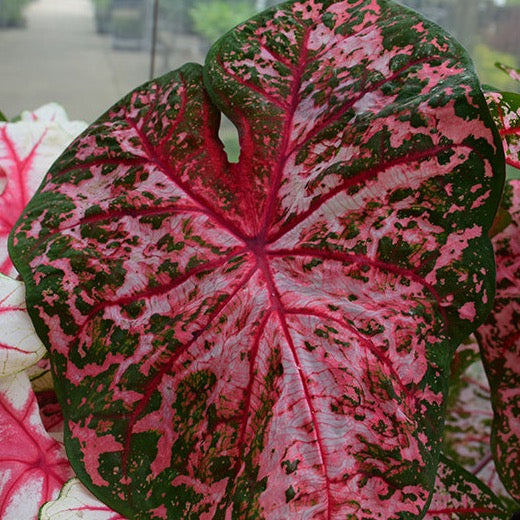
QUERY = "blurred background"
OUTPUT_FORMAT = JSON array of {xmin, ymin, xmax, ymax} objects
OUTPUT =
[{"xmin": 0, "ymin": 0, "xmax": 518, "ymax": 124}]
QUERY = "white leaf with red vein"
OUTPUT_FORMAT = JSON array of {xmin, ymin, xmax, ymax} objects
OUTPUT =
[
  {"xmin": 476, "ymin": 179, "xmax": 520, "ymax": 502},
  {"xmin": 0, "ymin": 103, "xmax": 86, "ymax": 276},
  {"xmin": 39, "ymin": 478, "xmax": 127, "ymax": 520},
  {"xmin": 0, "ymin": 273, "xmax": 46, "ymax": 376},
  {"xmin": 0, "ymin": 371, "xmax": 73, "ymax": 519}
]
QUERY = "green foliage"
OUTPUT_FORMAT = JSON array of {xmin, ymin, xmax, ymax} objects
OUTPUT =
[
  {"xmin": 508, "ymin": 164, "xmax": 520, "ymax": 179},
  {"xmin": 189, "ymin": 0, "xmax": 257, "ymax": 43},
  {"xmin": 0, "ymin": 0, "xmax": 31, "ymax": 28},
  {"xmin": 474, "ymin": 44, "xmax": 519, "ymax": 92},
  {"xmin": 111, "ymin": 8, "xmax": 144, "ymax": 39},
  {"xmin": 92, "ymin": 0, "xmax": 111, "ymax": 7},
  {"xmin": 92, "ymin": 0, "xmax": 112, "ymax": 33},
  {"xmin": 219, "ymin": 117, "xmax": 240, "ymax": 163}
]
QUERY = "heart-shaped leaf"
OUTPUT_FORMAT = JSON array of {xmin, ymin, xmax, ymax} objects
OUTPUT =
[
  {"xmin": 476, "ymin": 179, "xmax": 520, "ymax": 502},
  {"xmin": 9, "ymin": 0, "xmax": 504, "ymax": 517},
  {"xmin": 0, "ymin": 103, "xmax": 86, "ymax": 277},
  {"xmin": 0, "ymin": 371, "xmax": 73, "ymax": 519},
  {"xmin": 426, "ymin": 455, "xmax": 512, "ymax": 519},
  {"xmin": 40, "ymin": 478, "xmax": 127, "ymax": 520},
  {"xmin": 0, "ymin": 273, "xmax": 46, "ymax": 376}
]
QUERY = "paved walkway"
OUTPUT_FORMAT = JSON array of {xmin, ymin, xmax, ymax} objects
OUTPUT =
[{"xmin": 0, "ymin": 0, "xmax": 202, "ymax": 123}]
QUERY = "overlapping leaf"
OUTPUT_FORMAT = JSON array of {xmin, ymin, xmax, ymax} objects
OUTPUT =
[
  {"xmin": 486, "ymin": 90, "xmax": 520, "ymax": 170},
  {"xmin": 0, "ymin": 273, "xmax": 46, "ymax": 376},
  {"xmin": 0, "ymin": 371, "xmax": 73, "ymax": 519},
  {"xmin": 0, "ymin": 103, "xmax": 86, "ymax": 276},
  {"xmin": 485, "ymin": 64, "xmax": 520, "ymax": 171},
  {"xmin": 442, "ymin": 340, "xmax": 493, "ymax": 464},
  {"xmin": 27, "ymin": 359, "xmax": 65, "ymax": 446},
  {"xmin": 442, "ymin": 338, "xmax": 512, "ymax": 502},
  {"xmin": 426, "ymin": 455, "xmax": 511, "ymax": 519},
  {"xmin": 9, "ymin": 0, "xmax": 504, "ymax": 518},
  {"xmin": 476, "ymin": 180, "xmax": 520, "ymax": 502}
]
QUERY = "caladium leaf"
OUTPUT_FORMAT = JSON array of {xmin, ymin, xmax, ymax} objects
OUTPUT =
[
  {"xmin": 442, "ymin": 338, "xmax": 512, "ymax": 502},
  {"xmin": 9, "ymin": 0, "xmax": 504, "ymax": 518},
  {"xmin": 0, "ymin": 103, "xmax": 87, "ymax": 276},
  {"xmin": 443, "ymin": 339, "xmax": 493, "ymax": 468},
  {"xmin": 426, "ymin": 455, "xmax": 512, "ymax": 519},
  {"xmin": 27, "ymin": 358, "xmax": 66, "ymax": 442},
  {"xmin": 0, "ymin": 371, "xmax": 73, "ymax": 519},
  {"xmin": 39, "ymin": 478, "xmax": 127, "ymax": 520},
  {"xmin": 36, "ymin": 386, "xmax": 66, "ymax": 442},
  {"xmin": 476, "ymin": 180, "xmax": 520, "ymax": 502},
  {"xmin": 485, "ymin": 91, "xmax": 520, "ymax": 170},
  {"xmin": 0, "ymin": 273, "xmax": 46, "ymax": 376}
]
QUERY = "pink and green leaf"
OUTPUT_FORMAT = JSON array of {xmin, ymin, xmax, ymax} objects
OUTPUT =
[
  {"xmin": 0, "ymin": 273, "xmax": 46, "ymax": 376},
  {"xmin": 39, "ymin": 478, "xmax": 127, "ymax": 520},
  {"xmin": 0, "ymin": 103, "xmax": 86, "ymax": 277},
  {"xmin": 442, "ymin": 338, "xmax": 512, "ymax": 502},
  {"xmin": 0, "ymin": 371, "xmax": 73, "ymax": 519},
  {"xmin": 426, "ymin": 455, "xmax": 513, "ymax": 519},
  {"xmin": 9, "ymin": 0, "xmax": 504, "ymax": 518},
  {"xmin": 476, "ymin": 179, "xmax": 520, "ymax": 502},
  {"xmin": 442, "ymin": 339, "xmax": 493, "ymax": 469},
  {"xmin": 485, "ymin": 90, "xmax": 520, "ymax": 170}
]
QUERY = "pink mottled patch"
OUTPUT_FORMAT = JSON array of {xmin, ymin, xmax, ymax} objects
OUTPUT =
[
  {"xmin": 69, "ymin": 418, "xmax": 124, "ymax": 488},
  {"xmin": 458, "ymin": 302, "xmax": 476, "ymax": 321}
]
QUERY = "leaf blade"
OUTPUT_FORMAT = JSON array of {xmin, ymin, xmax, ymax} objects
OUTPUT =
[
  {"xmin": 0, "ymin": 104, "xmax": 87, "ymax": 276},
  {"xmin": 9, "ymin": 1, "xmax": 504, "ymax": 518},
  {"xmin": 476, "ymin": 180, "xmax": 520, "ymax": 502},
  {"xmin": 426, "ymin": 455, "xmax": 512, "ymax": 519},
  {"xmin": 0, "ymin": 273, "xmax": 46, "ymax": 376},
  {"xmin": 485, "ymin": 90, "xmax": 520, "ymax": 170},
  {"xmin": 0, "ymin": 371, "xmax": 73, "ymax": 519}
]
